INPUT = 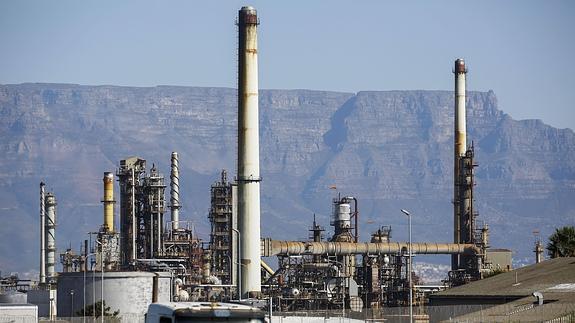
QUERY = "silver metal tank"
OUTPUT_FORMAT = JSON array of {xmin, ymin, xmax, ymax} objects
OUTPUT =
[
  {"xmin": 334, "ymin": 203, "xmax": 351, "ymax": 227},
  {"xmin": 57, "ymin": 271, "xmax": 171, "ymax": 321}
]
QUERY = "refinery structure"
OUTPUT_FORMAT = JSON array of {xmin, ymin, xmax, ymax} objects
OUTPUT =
[{"xmin": 1, "ymin": 6, "xmax": 516, "ymax": 322}]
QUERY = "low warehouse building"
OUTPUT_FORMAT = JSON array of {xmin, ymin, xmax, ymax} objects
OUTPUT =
[{"xmin": 429, "ymin": 257, "xmax": 575, "ymax": 322}]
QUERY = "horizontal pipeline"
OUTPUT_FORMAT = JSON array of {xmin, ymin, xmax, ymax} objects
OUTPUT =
[{"xmin": 261, "ymin": 239, "xmax": 480, "ymax": 257}]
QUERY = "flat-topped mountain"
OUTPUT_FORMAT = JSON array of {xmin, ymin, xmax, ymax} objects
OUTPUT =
[{"xmin": 1, "ymin": 83, "xmax": 573, "ymax": 273}]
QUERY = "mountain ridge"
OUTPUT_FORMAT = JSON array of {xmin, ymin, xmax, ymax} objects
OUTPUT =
[{"xmin": 0, "ymin": 83, "xmax": 573, "ymax": 273}]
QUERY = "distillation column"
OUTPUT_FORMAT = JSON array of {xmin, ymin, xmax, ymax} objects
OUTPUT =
[
  {"xmin": 453, "ymin": 58, "xmax": 467, "ymax": 270},
  {"xmin": 209, "ymin": 170, "xmax": 234, "ymax": 284},
  {"xmin": 117, "ymin": 157, "xmax": 146, "ymax": 265},
  {"xmin": 237, "ymin": 5, "xmax": 261, "ymax": 298},
  {"xmin": 39, "ymin": 182, "xmax": 46, "ymax": 285},
  {"xmin": 45, "ymin": 192, "xmax": 57, "ymax": 284},
  {"xmin": 170, "ymin": 152, "xmax": 181, "ymax": 231},
  {"xmin": 102, "ymin": 172, "xmax": 115, "ymax": 232},
  {"xmin": 535, "ymin": 240, "xmax": 543, "ymax": 264}
]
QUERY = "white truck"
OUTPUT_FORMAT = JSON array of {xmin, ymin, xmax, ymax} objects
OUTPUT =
[{"xmin": 145, "ymin": 302, "xmax": 265, "ymax": 323}]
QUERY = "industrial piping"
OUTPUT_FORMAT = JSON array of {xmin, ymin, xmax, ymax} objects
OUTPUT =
[
  {"xmin": 237, "ymin": 5, "xmax": 261, "ymax": 298},
  {"xmin": 45, "ymin": 192, "xmax": 57, "ymax": 284},
  {"xmin": 170, "ymin": 152, "xmax": 181, "ymax": 231},
  {"xmin": 102, "ymin": 172, "xmax": 115, "ymax": 232},
  {"xmin": 262, "ymin": 239, "xmax": 481, "ymax": 257},
  {"xmin": 39, "ymin": 182, "xmax": 46, "ymax": 285},
  {"xmin": 453, "ymin": 58, "xmax": 467, "ymax": 270}
]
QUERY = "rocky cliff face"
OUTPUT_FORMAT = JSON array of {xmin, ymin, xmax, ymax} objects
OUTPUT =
[{"xmin": 0, "ymin": 83, "xmax": 573, "ymax": 273}]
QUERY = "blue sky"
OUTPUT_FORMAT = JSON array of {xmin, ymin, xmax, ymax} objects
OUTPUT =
[{"xmin": 1, "ymin": 0, "xmax": 573, "ymax": 129}]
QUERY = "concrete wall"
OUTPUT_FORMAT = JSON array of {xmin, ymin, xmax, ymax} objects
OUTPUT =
[
  {"xmin": 26, "ymin": 289, "xmax": 52, "ymax": 317},
  {"xmin": 57, "ymin": 271, "xmax": 171, "ymax": 321}
]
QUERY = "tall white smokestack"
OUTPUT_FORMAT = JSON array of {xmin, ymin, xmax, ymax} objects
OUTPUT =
[
  {"xmin": 40, "ymin": 182, "xmax": 46, "ymax": 285},
  {"xmin": 453, "ymin": 58, "xmax": 467, "ymax": 270},
  {"xmin": 170, "ymin": 152, "xmax": 181, "ymax": 231},
  {"xmin": 237, "ymin": 5, "xmax": 261, "ymax": 298},
  {"xmin": 45, "ymin": 192, "xmax": 57, "ymax": 284}
]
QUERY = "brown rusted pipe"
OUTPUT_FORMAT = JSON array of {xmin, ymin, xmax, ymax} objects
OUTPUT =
[{"xmin": 263, "ymin": 239, "xmax": 480, "ymax": 257}]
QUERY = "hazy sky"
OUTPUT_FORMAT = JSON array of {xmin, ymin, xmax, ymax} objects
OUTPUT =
[{"xmin": 1, "ymin": 0, "xmax": 573, "ymax": 129}]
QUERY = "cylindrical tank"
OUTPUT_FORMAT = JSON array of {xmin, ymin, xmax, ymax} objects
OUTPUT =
[
  {"xmin": 102, "ymin": 172, "xmax": 115, "ymax": 232},
  {"xmin": 334, "ymin": 203, "xmax": 351, "ymax": 225},
  {"xmin": 45, "ymin": 192, "xmax": 57, "ymax": 284},
  {"xmin": 57, "ymin": 271, "xmax": 171, "ymax": 320}
]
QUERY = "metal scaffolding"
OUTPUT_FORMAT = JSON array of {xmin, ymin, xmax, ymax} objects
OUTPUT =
[{"xmin": 208, "ymin": 170, "xmax": 234, "ymax": 285}]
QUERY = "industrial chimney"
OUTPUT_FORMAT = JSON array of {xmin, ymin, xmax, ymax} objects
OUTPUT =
[
  {"xmin": 170, "ymin": 152, "xmax": 181, "ymax": 231},
  {"xmin": 237, "ymin": 5, "xmax": 261, "ymax": 298},
  {"xmin": 453, "ymin": 58, "xmax": 467, "ymax": 270},
  {"xmin": 39, "ymin": 182, "xmax": 46, "ymax": 285},
  {"xmin": 102, "ymin": 172, "xmax": 115, "ymax": 232}
]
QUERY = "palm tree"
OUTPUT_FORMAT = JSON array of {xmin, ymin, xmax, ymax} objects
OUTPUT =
[{"xmin": 547, "ymin": 226, "xmax": 575, "ymax": 258}]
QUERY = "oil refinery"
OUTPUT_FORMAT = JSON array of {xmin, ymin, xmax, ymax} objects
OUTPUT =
[{"xmin": 1, "ymin": 5, "xmax": 518, "ymax": 322}]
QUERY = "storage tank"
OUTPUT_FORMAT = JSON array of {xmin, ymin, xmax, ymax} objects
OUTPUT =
[
  {"xmin": 332, "ymin": 202, "xmax": 352, "ymax": 234},
  {"xmin": 0, "ymin": 291, "xmax": 27, "ymax": 303},
  {"xmin": 57, "ymin": 271, "xmax": 171, "ymax": 321},
  {"xmin": 334, "ymin": 203, "xmax": 351, "ymax": 226}
]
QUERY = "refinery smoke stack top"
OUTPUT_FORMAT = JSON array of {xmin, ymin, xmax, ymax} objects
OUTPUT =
[
  {"xmin": 237, "ymin": 5, "xmax": 261, "ymax": 298},
  {"xmin": 102, "ymin": 172, "xmax": 115, "ymax": 232},
  {"xmin": 454, "ymin": 58, "xmax": 467, "ymax": 160}
]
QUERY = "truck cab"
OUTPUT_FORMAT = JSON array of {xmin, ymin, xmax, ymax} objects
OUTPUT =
[{"xmin": 145, "ymin": 302, "xmax": 265, "ymax": 323}]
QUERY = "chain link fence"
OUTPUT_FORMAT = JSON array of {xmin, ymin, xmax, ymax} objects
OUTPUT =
[
  {"xmin": 29, "ymin": 304, "xmax": 575, "ymax": 323},
  {"xmin": 270, "ymin": 304, "xmax": 575, "ymax": 323}
]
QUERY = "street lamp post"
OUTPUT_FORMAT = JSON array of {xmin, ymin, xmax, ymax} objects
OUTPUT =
[
  {"xmin": 83, "ymin": 253, "xmax": 96, "ymax": 323},
  {"xmin": 70, "ymin": 289, "xmax": 75, "ymax": 318},
  {"xmin": 95, "ymin": 239, "xmax": 104, "ymax": 322},
  {"xmin": 231, "ymin": 228, "xmax": 241, "ymax": 301},
  {"xmin": 401, "ymin": 209, "xmax": 413, "ymax": 323}
]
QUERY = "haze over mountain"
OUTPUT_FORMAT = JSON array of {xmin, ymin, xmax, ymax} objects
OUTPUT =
[{"xmin": 1, "ymin": 83, "xmax": 574, "ymax": 275}]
